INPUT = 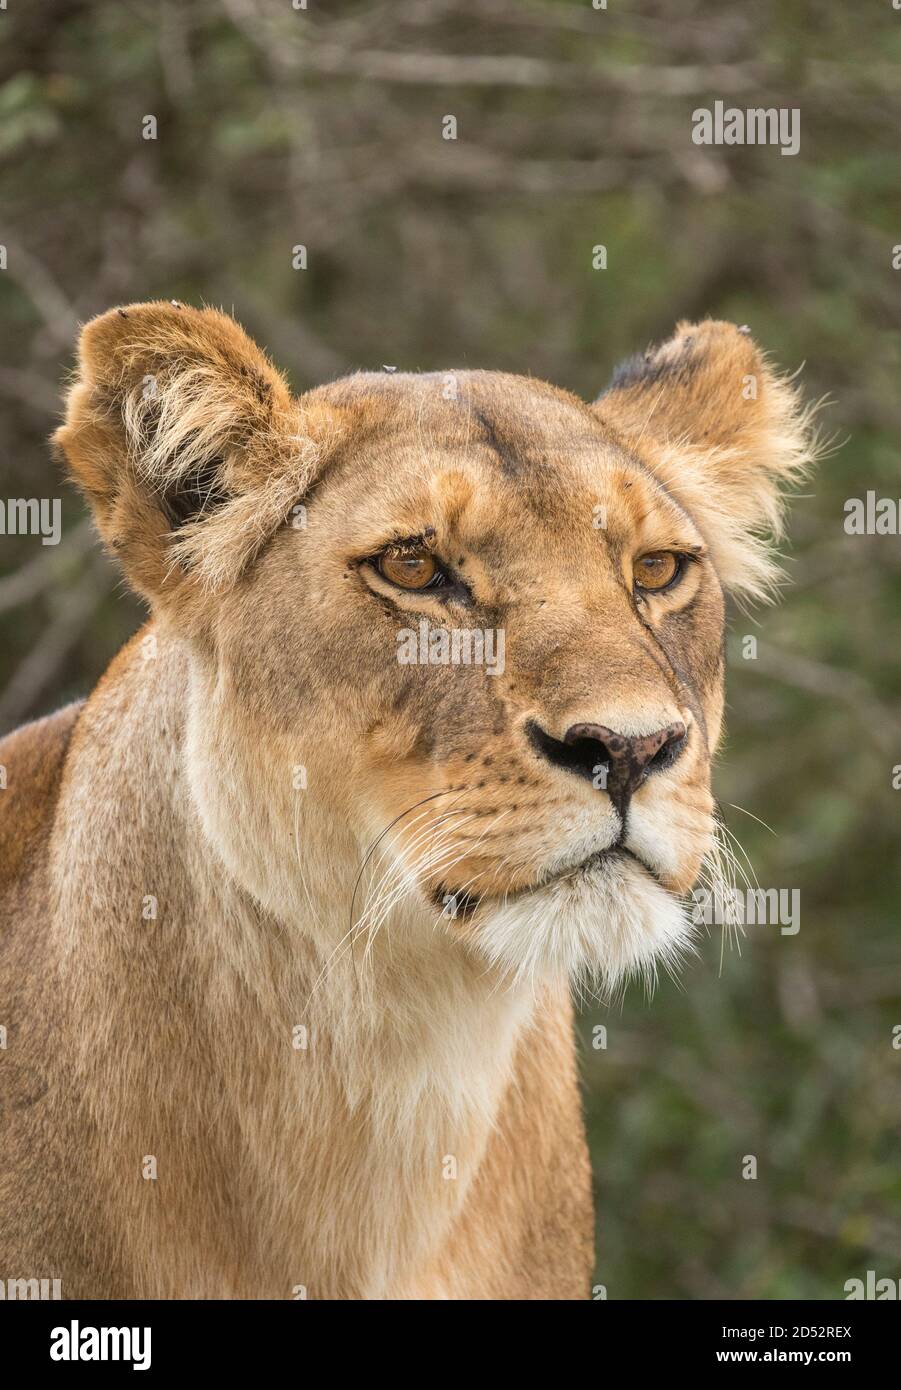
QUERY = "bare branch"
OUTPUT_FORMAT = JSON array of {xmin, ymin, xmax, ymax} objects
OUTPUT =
[
  {"xmin": 0, "ymin": 520, "xmax": 95, "ymax": 616},
  {"xmin": 1, "ymin": 235, "xmax": 80, "ymax": 350},
  {"xmin": 0, "ymin": 553, "xmax": 111, "ymax": 730}
]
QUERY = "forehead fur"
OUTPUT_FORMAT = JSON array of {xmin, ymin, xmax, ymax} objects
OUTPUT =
[
  {"xmin": 312, "ymin": 369, "xmax": 609, "ymax": 470},
  {"xmin": 310, "ymin": 370, "xmax": 701, "ymax": 568}
]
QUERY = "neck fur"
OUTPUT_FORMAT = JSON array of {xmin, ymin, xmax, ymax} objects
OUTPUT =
[{"xmin": 54, "ymin": 628, "xmax": 538, "ymax": 1295}]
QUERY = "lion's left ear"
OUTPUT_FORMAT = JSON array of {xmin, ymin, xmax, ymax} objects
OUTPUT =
[
  {"xmin": 593, "ymin": 320, "xmax": 818, "ymax": 600},
  {"xmin": 54, "ymin": 301, "xmax": 340, "ymax": 603}
]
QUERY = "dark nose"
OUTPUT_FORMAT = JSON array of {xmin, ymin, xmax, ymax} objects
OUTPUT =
[{"xmin": 527, "ymin": 719, "xmax": 687, "ymax": 810}]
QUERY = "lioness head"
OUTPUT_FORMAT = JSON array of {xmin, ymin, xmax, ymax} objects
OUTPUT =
[{"xmin": 56, "ymin": 304, "xmax": 814, "ymax": 993}]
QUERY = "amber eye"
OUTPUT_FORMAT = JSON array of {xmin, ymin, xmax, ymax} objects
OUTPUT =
[
  {"xmin": 377, "ymin": 550, "xmax": 440, "ymax": 590},
  {"xmin": 633, "ymin": 551, "xmax": 681, "ymax": 592}
]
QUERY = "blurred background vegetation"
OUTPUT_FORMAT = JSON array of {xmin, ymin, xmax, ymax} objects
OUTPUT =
[{"xmin": 1, "ymin": 0, "xmax": 899, "ymax": 1299}]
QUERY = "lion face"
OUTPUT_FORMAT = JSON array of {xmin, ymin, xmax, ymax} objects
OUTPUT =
[
  {"xmin": 222, "ymin": 372, "xmax": 723, "ymax": 988},
  {"xmin": 56, "ymin": 305, "xmax": 814, "ymax": 991}
]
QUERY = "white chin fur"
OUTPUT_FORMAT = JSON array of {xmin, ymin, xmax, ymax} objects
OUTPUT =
[{"xmin": 474, "ymin": 853, "xmax": 694, "ymax": 996}]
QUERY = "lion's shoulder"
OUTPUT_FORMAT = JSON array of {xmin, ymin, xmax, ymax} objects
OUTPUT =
[{"xmin": 0, "ymin": 702, "xmax": 83, "ymax": 894}]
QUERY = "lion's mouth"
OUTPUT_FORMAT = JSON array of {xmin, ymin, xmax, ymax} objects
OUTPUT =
[
  {"xmin": 522, "ymin": 844, "xmax": 662, "ymax": 894},
  {"xmin": 434, "ymin": 844, "xmax": 662, "ymax": 920}
]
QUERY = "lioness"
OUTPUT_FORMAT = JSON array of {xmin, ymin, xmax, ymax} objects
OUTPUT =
[{"xmin": 0, "ymin": 305, "xmax": 814, "ymax": 1299}]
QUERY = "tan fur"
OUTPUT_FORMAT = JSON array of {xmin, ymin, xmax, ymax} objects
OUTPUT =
[
  {"xmin": 594, "ymin": 319, "xmax": 819, "ymax": 600},
  {"xmin": 0, "ymin": 304, "xmax": 815, "ymax": 1298}
]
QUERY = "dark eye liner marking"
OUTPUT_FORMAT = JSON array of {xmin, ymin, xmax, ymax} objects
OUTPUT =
[{"xmin": 361, "ymin": 539, "xmax": 473, "ymax": 604}]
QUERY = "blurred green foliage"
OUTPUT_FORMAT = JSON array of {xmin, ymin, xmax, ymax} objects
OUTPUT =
[{"xmin": 1, "ymin": 0, "xmax": 899, "ymax": 1298}]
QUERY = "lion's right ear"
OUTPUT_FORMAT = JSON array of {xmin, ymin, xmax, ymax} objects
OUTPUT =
[
  {"xmin": 593, "ymin": 320, "xmax": 819, "ymax": 602},
  {"xmin": 54, "ymin": 301, "xmax": 339, "ymax": 602}
]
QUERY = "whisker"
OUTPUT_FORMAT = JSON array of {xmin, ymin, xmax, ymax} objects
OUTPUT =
[{"xmin": 347, "ymin": 786, "xmax": 471, "ymax": 939}]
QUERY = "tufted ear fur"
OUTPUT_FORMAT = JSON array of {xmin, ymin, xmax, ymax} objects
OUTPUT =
[
  {"xmin": 594, "ymin": 320, "xmax": 820, "ymax": 601},
  {"xmin": 54, "ymin": 301, "xmax": 340, "ymax": 603}
]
